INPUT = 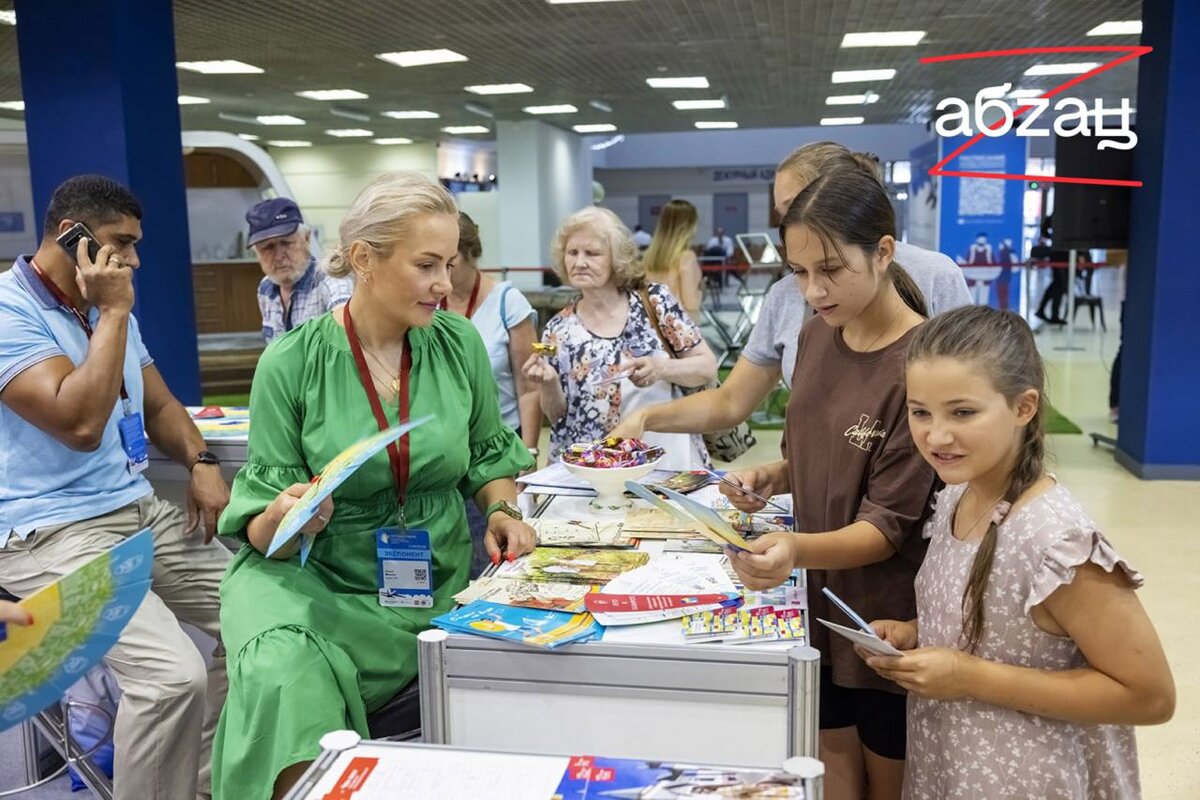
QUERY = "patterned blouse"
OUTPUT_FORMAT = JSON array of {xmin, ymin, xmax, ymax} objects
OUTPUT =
[
  {"xmin": 541, "ymin": 283, "xmax": 709, "ymax": 467},
  {"xmin": 905, "ymin": 481, "xmax": 1143, "ymax": 800}
]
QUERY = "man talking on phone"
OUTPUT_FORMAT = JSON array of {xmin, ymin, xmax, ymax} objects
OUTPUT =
[{"xmin": 0, "ymin": 175, "xmax": 231, "ymax": 800}]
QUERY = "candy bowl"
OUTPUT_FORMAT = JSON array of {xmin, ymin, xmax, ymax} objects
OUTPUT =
[{"xmin": 561, "ymin": 438, "xmax": 665, "ymax": 514}]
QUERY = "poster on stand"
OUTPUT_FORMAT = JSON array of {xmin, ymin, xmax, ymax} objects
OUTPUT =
[{"xmin": 937, "ymin": 133, "xmax": 1027, "ymax": 311}]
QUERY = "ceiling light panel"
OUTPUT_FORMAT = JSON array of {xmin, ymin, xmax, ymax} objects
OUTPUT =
[
  {"xmin": 694, "ymin": 121, "xmax": 737, "ymax": 129},
  {"xmin": 0, "ymin": 101, "xmax": 25, "ymax": 111},
  {"xmin": 257, "ymin": 115, "xmax": 306, "ymax": 125},
  {"xmin": 573, "ymin": 123, "xmax": 617, "ymax": 133},
  {"xmin": 382, "ymin": 110, "xmax": 440, "ymax": 119},
  {"xmin": 826, "ymin": 94, "xmax": 879, "ymax": 105},
  {"xmin": 442, "ymin": 125, "xmax": 490, "ymax": 134},
  {"xmin": 841, "ymin": 31, "xmax": 926, "ymax": 48},
  {"xmin": 524, "ymin": 104, "xmax": 578, "ymax": 114},
  {"xmin": 376, "ymin": 49, "xmax": 468, "ymax": 68},
  {"xmin": 373, "ymin": 138, "xmax": 414, "ymax": 145},
  {"xmin": 296, "ymin": 89, "xmax": 369, "ymax": 101},
  {"xmin": 325, "ymin": 129, "xmax": 373, "ymax": 137},
  {"xmin": 266, "ymin": 140, "xmax": 312, "ymax": 147},
  {"xmin": 465, "ymin": 83, "xmax": 534, "ymax": 95},
  {"xmin": 1087, "ymin": 21, "xmax": 1142, "ymax": 36},
  {"xmin": 0, "ymin": 11, "xmax": 15, "ymax": 25},
  {"xmin": 1024, "ymin": 62, "xmax": 1100, "ymax": 76},
  {"xmin": 237, "ymin": 133, "xmax": 260, "ymax": 141},
  {"xmin": 820, "ymin": 116, "xmax": 865, "ymax": 125},
  {"xmin": 673, "ymin": 99, "xmax": 726, "ymax": 110},
  {"xmin": 646, "ymin": 76, "xmax": 709, "ymax": 89},
  {"xmin": 831, "ymin": 69, "xmax": 897, "ymax": 83},
  {"xmin": 177, "ymin": 60, "xmax": 263, "ymax": 74},
  {"xmin": 177, "ymin": 95, "xmax": 211, "ymax": 105}
]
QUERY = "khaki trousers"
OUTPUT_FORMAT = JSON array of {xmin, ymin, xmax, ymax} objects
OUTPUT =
[{"xmin": 0, "ymin": 494, "xmax": 232, "ymax": 800}]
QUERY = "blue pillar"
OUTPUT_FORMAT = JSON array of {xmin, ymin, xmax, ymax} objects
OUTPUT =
[
  {"xmin": 15, "ymin": 0, "xmax": 201, "ymax": 403},
  {"xmin": 1118, "ymin": 0, "xmax": 1200, "ymax": 478}
]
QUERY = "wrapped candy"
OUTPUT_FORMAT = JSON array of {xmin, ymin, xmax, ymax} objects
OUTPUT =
[
  {"xmin": 562, "ymin": 436, "xmax": 665, "ymax": 468},
  {"xmin": 531, "ymin": 342, "xmax": 558, "ymax": 357}
]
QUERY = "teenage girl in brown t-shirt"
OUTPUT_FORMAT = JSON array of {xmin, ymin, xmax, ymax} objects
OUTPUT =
[{"xmin": 722, "ymin": 166, "xmax": 938, "ymax": 800}]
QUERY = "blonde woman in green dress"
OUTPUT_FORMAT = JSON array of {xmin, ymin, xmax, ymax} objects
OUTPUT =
[{"xmin": 211, "ymin": 173, "xmax": 536, "ymax": 799}]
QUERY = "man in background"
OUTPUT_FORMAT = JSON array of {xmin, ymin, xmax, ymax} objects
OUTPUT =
[
  {"xmin": 246, "ymin": 198, "xmax": 353, "ymax": 342},
  {"xmin": 705, "ymin": 226, "xmax": 735, "ymax": 259}
]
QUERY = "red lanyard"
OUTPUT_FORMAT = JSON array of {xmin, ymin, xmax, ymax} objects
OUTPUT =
[
  {"xmin": 438, "ymin": 271, "xmax": 481, "ymax": 319},
  {"xmin": 343, "ymin": 301, "xmax": 412, "ymax": 506},
  {"xmin": 28, "ymin": 259, "xmax": 130, "ymax": 404}
]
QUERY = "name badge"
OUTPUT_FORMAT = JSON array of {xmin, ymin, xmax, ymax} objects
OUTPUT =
[
  {"xmin": 376, "ymin": 528, "xmax": 434, "ymax": 608},
  {"xmin": 117, "ymin": 412, "xmax": 150, "ymax": 475}
]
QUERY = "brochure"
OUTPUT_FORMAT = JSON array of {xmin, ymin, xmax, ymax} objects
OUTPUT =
[
  {"xmin": 452, "ymin": 577, "xmax": 592, "ymax": 612},
  {"xmin": 432, "ymin": 601, "xmax": 601, "ymax": 649},
  {"xmin": 266, "ymin": 416, "xmax": 433, "ymax": 563},
  {"xmin": 816, "ymin": 618, "xmax": 902, "ymax": 656},
  {"xmin": 681, "ymin": 605, "xmax": 805, "ymax": 645},
  {"xmin": 625, "ymin": 481, "xmax": 751, "ymax": 551},
  {"xmin": 491, "ymin": 547, "xmax": 649, "ymax": 586},
  {"xmin": 532, "ymin": 518, "xmax": 633, "ymax": 548},
  {"xmin": 552, "ymin": 755, "xmax": 804, "ymax": 799},
  {"xmin": 1, "ymin": 531, "xmax": 153, "ymax": 732},
  {"xmin": 584, "ymin": 592, "xmax": 741, "ymax": 626},
  {"xmin": 587, "ymin": 557, "xmax": 739, "ymax": 626}
]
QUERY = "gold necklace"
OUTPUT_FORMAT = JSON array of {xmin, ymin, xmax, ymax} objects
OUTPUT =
[
  {"xmin": 956, "ymin": 486, "xmax": 1007, "ymax": 540},
  {"xmin": 361, "ymin": 347, "xmax": 400, "ymax": 393},
  {"xmin": 850, "ymin": 294, "xmax": 904, "ymax": 352}
]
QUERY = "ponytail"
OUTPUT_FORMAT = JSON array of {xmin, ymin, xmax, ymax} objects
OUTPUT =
[{"xmin": 889, "ymin": 263, "xmax": 928, "ymax": 317}]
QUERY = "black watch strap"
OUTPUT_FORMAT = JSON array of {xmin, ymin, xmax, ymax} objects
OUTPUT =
[{"xmin": 193, "ymin": 450, "xmax": 221, "ymax": 468}]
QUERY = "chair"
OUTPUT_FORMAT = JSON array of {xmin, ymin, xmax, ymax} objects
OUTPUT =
[
  {"xmin": 365, "ymin": 679, "xmax": 422, "ymax": 741},
  {"xmin": 1072, "ymin": 268, "xmax": 1106, "ymax": 330}
]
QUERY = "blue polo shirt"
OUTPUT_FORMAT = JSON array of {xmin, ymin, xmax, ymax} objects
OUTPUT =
[{"xmin": 0, "ymin": 256, "xmax": 154, "ymax": 546}]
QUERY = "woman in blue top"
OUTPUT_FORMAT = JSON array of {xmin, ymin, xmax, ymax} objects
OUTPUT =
[{"xmin": 443, "ymin": 212, "xmax": 540, "ymax": 573}]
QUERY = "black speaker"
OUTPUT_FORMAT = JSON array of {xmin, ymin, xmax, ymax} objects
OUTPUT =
[{"xmin": 1052, "ymin": 136, "xmax": 1134, "ymax": 250}]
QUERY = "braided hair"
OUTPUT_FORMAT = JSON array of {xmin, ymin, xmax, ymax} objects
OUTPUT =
[{"xmin": 906, "ymin": 306, "xmax": 1047, "ymax": 653}]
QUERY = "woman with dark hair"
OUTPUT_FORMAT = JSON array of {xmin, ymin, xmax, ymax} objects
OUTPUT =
[{"xmin": 719, "ymin": 166, "xmax": 939, "ymax": 800}]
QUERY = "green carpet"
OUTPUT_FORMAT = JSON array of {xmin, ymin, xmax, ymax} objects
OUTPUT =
[{"xmin": 201, "ymin": 393, "xmax": 251, "ymax": 407}]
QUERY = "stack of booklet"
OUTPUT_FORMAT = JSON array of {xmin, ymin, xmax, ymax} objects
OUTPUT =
[
  {"xmin": 432, "ymin": 601, "xmax": 602, "ymax": 649},
  {"xmin": 552, "ymin": 755, "xmax": 805, "ymax": 798}
]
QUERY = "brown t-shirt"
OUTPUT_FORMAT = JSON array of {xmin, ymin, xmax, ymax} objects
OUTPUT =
[{"xmin": 786, "ymin": 320, "xmax": 938, "ymax": 693}]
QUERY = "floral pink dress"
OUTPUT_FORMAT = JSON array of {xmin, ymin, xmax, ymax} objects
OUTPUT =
[{"xmin": 905, "ymin": 482, "xmax": 1143, "ymax": 799}]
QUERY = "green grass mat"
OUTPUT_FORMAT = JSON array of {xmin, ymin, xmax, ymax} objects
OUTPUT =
[{"xmin": 201, "ymin": 393, "xmax": 251, "ymax": 407}]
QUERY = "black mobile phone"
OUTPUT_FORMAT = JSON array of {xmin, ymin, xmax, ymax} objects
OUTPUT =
[{"xmin": 56, "ymin": 222, "xmax": 102, "ymax": 264}]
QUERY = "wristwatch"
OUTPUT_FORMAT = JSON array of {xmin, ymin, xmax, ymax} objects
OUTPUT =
[
  {"xmin": 485, "ymin": 499, "xmax": 523, "ymax": 522},
  {"xmin": 191, "ymin": 450, "xmax": 221, "ymax": 470}
]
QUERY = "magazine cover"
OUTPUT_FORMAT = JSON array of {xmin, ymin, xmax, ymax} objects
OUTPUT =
[
  {"xmin": 432, "ymin": 601, "xmax": 601, "ymax": 648},
  {"xmin": 552, "ymin": 755, "xmax": 804, "ymax": 798},
  {"xmin": 452, "ymin": 577, "xmax": 593, "ymax": 612},
  {"xmin": 492, "ymin": 548, "xmax": 649, "ymax": 586}
]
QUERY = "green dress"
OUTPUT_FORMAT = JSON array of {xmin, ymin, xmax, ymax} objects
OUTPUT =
[{"xmin": 211, "ymin": 311, "xmax": 532, "ymax": 800}]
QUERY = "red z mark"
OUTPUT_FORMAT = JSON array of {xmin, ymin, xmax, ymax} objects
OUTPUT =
[{"xmin": 922, "ymin": 46, "xmax": 1152, "ymax": 187}]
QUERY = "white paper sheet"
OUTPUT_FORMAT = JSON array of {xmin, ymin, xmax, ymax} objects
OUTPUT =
[{"xmin": 816, "ymin": 618, "xmax": 903, "ymax": 656}]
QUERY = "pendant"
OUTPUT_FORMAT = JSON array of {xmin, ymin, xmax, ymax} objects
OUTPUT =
[{"xmin": 391, "ymin": 378, "xmax": 401, "ymax": 393}]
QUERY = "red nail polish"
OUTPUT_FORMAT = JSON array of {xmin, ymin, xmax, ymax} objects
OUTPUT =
[
  {"xmin": 491, "ymin": 552, "xmax": 500, "ymax": 566},
  {"xmin": 507, "ymin": 552, "xmax": 515, "ymax": 562}
]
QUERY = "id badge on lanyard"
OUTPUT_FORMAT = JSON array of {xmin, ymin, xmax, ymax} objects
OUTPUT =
[
  {"xmin": 117, "ymin": 399, "xmax": 149, "ymax": 475},
  {"xmin": 376, "ymin": 527, "xmax": 434, "ymax": 608}
]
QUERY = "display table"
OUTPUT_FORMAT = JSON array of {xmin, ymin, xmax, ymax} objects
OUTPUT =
[
  {"xmin": 283, "ymin": 731, "xmax": 826, "ymax": 800},
  {"xmin": 144, "ymin": 407, "xmax": 248, "ymax": 509},
  {"xmin": 417, "ymin": 493, "xmax": 820, "ymax": 769}
]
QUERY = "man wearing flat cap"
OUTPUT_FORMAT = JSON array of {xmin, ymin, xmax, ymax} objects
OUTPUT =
[{"xmin": 246, "ymin": 198, "xmax": 353, "ymax": 343}]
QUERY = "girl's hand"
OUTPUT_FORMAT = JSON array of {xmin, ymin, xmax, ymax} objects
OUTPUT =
[
  {"xmin": 726, "ymin": 531, "xmax": 798, "ymax": 590},
  {"xmin": 718, "ymin": 467, "xmax": 775, "ymax": 512},
  {"xmin": 863, "ymin": 647, "xmax": 972, "ymax": 700},
  {"xmin": 484, "ymin": 515, "xmax": 536, "ymax": 566},
  {"xmin": 609, "ymin": 409, "xmax": 647, "ymax": 441},
  {"xmin": 521, "ymin": 353, "xmax": 559, "ymax": 387},
  {"xmin": 870, "ymin": 619, "xmax": 919, "ymax": 651}
]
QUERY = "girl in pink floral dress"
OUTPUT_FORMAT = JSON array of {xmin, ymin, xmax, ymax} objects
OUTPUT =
[{"xmin": 861, "ymin": 306, "xmax": 1174, "ymax": 799}]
